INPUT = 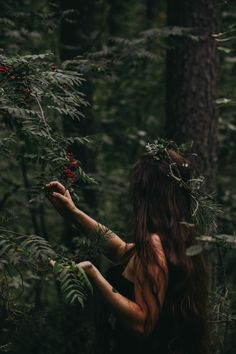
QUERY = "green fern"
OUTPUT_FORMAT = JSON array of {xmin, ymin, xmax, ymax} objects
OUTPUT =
[
  {"xmin": 53, "ymin": 260, "xmax": 93, "ymax": 307},
  {"xmin": 0, "ymin": 230, "xmax": 56, "ymax": 267}
]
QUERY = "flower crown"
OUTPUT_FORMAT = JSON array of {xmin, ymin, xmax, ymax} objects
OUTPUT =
[{"xmin": 145, "ymin": 138, "xmax": 220, "ymax": 235}]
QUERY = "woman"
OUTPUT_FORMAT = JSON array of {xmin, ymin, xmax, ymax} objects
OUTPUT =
[{"xmin": 47, "ymin": 147, "xmax": 210, "ymax": 354}]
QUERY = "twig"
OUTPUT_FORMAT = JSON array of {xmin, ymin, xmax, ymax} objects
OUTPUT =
[
  {"xmin": 209, "ymin": 318, "xmax": 236, "ymax": 324},
  {"xmin": 21, "ymin": 158, "xmax": 40, "ymax": 235},
  {"xmin": 197, "ymin": 234, "xmax": 236, "ymax": 246},
  {"xmin": 33, "ymin": 93, "xmax": 55, "ymax": 142}
]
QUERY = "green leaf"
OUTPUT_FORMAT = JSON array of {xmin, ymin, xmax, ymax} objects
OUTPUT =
[{"xmin": 186, "ymin": 245, "xmax": 203, "ymax": 257}]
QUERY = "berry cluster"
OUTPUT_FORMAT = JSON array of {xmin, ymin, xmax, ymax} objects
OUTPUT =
[
  {"xmin": 0, "ymin": 62, "xmax": 58, "ymax": 103},
  {"xmin": 0, "ymin": 65, "xmax": 10, "ymax": 73},
  {"xmin": 63, "ymin": 153, "xmax": 80, "ymax": 184},
  {"xmin": 0, "ymin": 63, "xmax": 56, "ymax": 80},
  {"xmin": 0, "ymin": 65, "xmax": 17, "ymax": 80}
]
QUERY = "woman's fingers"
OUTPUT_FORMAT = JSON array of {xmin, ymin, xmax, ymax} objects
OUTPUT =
[
  {"xmin": 64, "ymin": 189, "xmax": 72, "ymax": 200},
  {"xmin": 76, "ymin": 261, "xmax": 93, "ymax": 270},
  {"xmin": 49, "ymin": 260, "xmax": 70, "ymax": 270},
  {"xmin": 45, "ymin": 181, "xmax": 76, "ymax": 217},
  {"xmin": 49, "ymin": 259, "xmax": 56, "ymax": 267},
  {"xmin": 51, "ymin": 191, "xmax": 69, "ymax": 204},
  {"xmin": 46, "ymin": 181, "xmax": 66, "ymax": 195}
]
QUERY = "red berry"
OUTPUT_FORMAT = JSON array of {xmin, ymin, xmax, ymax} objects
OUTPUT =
[
  {"xmin": 69, "ymin": 161, "xmax": 77, "ymax": 167},
  {"xmin": 51, "ymin": 63, "xmax": 56, "ymax": 71},
  {"xmin": 0, "ymin": 66, "xmax": 10, "ymax": 73}
]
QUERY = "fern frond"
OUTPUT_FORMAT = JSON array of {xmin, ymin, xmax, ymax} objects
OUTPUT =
[{"xmin": 53, "ymin": 260, "xmax": 93, "ymax": 307}]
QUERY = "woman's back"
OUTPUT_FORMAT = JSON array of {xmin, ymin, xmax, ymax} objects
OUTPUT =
[
  {"xmin": 94, "ymin": 244, "xmax": 209, "ymax": 354},
  {"xmin": 94, "ymin": 261, "xmax": 169, "ymax": 354}
]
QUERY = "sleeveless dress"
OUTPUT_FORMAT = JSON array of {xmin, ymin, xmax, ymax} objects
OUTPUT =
[{"xmin": 93, "ymin": 259, "xmax": 172, "ymax": 354}]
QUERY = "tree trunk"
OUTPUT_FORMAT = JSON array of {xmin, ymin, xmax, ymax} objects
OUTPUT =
[
  {"xmin": 165, "ymin": 0, "xmax": 220, "ymax": 192},
  {"xmin": 165, "ymin": 0, "xmax": 221, "ymax": 302}
]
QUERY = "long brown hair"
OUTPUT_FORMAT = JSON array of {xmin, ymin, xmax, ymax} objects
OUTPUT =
[{"xmin": 130, "ymin": 151, "xmax": 210, "ymax": 354}]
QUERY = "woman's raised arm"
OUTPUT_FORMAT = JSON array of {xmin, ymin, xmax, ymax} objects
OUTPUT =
[{"xmin": 46, "ymin": 181, "xmax": 134, "ymax": 263}]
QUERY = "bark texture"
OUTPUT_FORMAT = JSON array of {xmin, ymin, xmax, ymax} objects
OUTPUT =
[{"xmin": 165, "ymin": 0, "xmax": 220, "ymax": 192}]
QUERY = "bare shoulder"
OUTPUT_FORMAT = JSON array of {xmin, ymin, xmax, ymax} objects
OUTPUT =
[
  {"xmin": 150, "ymin": 232, "xmax": 162, "ymax": 244},
  {"xmin": 149, "ymin": 233, "xmax": 168, "ymax": 272},
  {"xmin": 123, "ymin": 235, "xmax": 168, "ymax": 283},
  {"xmin": 150, "ymin": 233, "xmax": 164, "ymax": 251}
]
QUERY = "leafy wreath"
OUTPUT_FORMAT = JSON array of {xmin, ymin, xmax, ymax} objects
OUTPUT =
[{"xmin": 145, "ymin": 138, "xmax": 221, "ymax": 236}]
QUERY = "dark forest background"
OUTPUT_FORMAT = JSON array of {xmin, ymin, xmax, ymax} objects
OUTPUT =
[{"xmin": 0, "ymin": 0, "xmax": 236, "ymax": 353}]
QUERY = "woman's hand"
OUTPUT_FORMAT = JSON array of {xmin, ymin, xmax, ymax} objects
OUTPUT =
[
  {"xmin": 45, "ymin": 181, "xmax": 77, "ymax": 219},
  {"xmin": 49, "ymin": 259, "xmax": 97, "ymax": 279},
  {"xmin": 76, "ymin": 261, "xmax": 97, "ymax": 279}
]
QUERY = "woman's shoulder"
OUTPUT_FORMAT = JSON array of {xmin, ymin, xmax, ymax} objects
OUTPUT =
[
  {"xmin": 149, "ymin": 232, "xmax": 163, "ymax": 246},
  {"xmin": 117, "ymin": 234, "xmax": 168, "ymax": 277},
  {"xmin": 125, "ymin": 233, "xmax": 164, "ymax": 253},
  {"xmin": 149, "ymin": 233, "xmax": 168, "ymax": 270},
  {"xmin": 123, "ymin": 234, "xmax": 166, "ymax": 263},
  {"xmin": 125, "ymin": 234, "xmax": 168, "ymax": 274}
]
